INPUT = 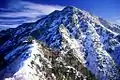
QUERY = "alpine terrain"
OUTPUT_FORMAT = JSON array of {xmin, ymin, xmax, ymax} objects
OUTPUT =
[{"xmin": 0, "ymin": 6, "xmax": 120, "ymax": 80}]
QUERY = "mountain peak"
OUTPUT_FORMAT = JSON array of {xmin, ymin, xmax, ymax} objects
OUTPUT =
[
  {"xmin": 0, "ymin": 6, "xmax": 120, "ymax": 80},
  {"xmin": 63, "ymin": 6, "xmax": 77, "ymax": 10},
  {"xmin": 62, "ymin": 6, "xmax": 80, "ymax": 13}
]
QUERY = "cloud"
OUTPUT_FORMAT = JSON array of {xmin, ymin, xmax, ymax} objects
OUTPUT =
[
  {"xmin": 0, "ymin": 1, "xmax": 64, "ymax": 29},
  {"xmin": 19, "ymin": 1, "xmax": 64, "ymax": 15},
  {"xmin": 114, "ymin": 17, "xmax": 120, "ymax": 25},
  {"xmin": 109, "ymin": 17, "xmax": 120, "ymax": 25}
]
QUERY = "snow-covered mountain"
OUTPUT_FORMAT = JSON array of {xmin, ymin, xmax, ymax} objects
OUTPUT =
[{"xmin": 0, "ymin": 6, "xmax": 120, "ymax": 80}]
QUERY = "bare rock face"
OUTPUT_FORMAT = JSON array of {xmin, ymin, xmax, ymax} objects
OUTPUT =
[{"xmin": 0, "ymin": 6, "xmax": 120, "ymax": 80}]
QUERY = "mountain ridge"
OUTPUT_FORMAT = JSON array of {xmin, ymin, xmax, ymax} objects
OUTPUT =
[{"xmin": 0, "ymin": 6, "xmax": 120, "ymax": 80}]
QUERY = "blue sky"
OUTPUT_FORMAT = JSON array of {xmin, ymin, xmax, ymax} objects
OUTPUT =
[
  {"xmin": 0, "ymin": 0, "xmax": 120, "ymax": 29},
  {"xmin": 26, "ymin": 0, "xmax": 120, "ymax": 20}
]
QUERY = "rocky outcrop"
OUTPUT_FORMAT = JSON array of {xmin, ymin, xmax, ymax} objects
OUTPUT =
[{"xmin": 0, "ymin": 39, "xmax": 96, "ymax": 80}]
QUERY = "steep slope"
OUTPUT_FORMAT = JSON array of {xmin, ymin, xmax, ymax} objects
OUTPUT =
[
  {"xmin": 0, "ymin": 38, "xmax": 96, "ymax": 80},
  {"xmin": 0, "ymin": 6, "xmax": 120, "ymax": 80}
]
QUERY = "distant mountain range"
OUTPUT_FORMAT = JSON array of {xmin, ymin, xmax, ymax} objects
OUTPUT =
[{"xmin": 0, "ymin": 6, "xmax": 120, "ymax": 80}]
